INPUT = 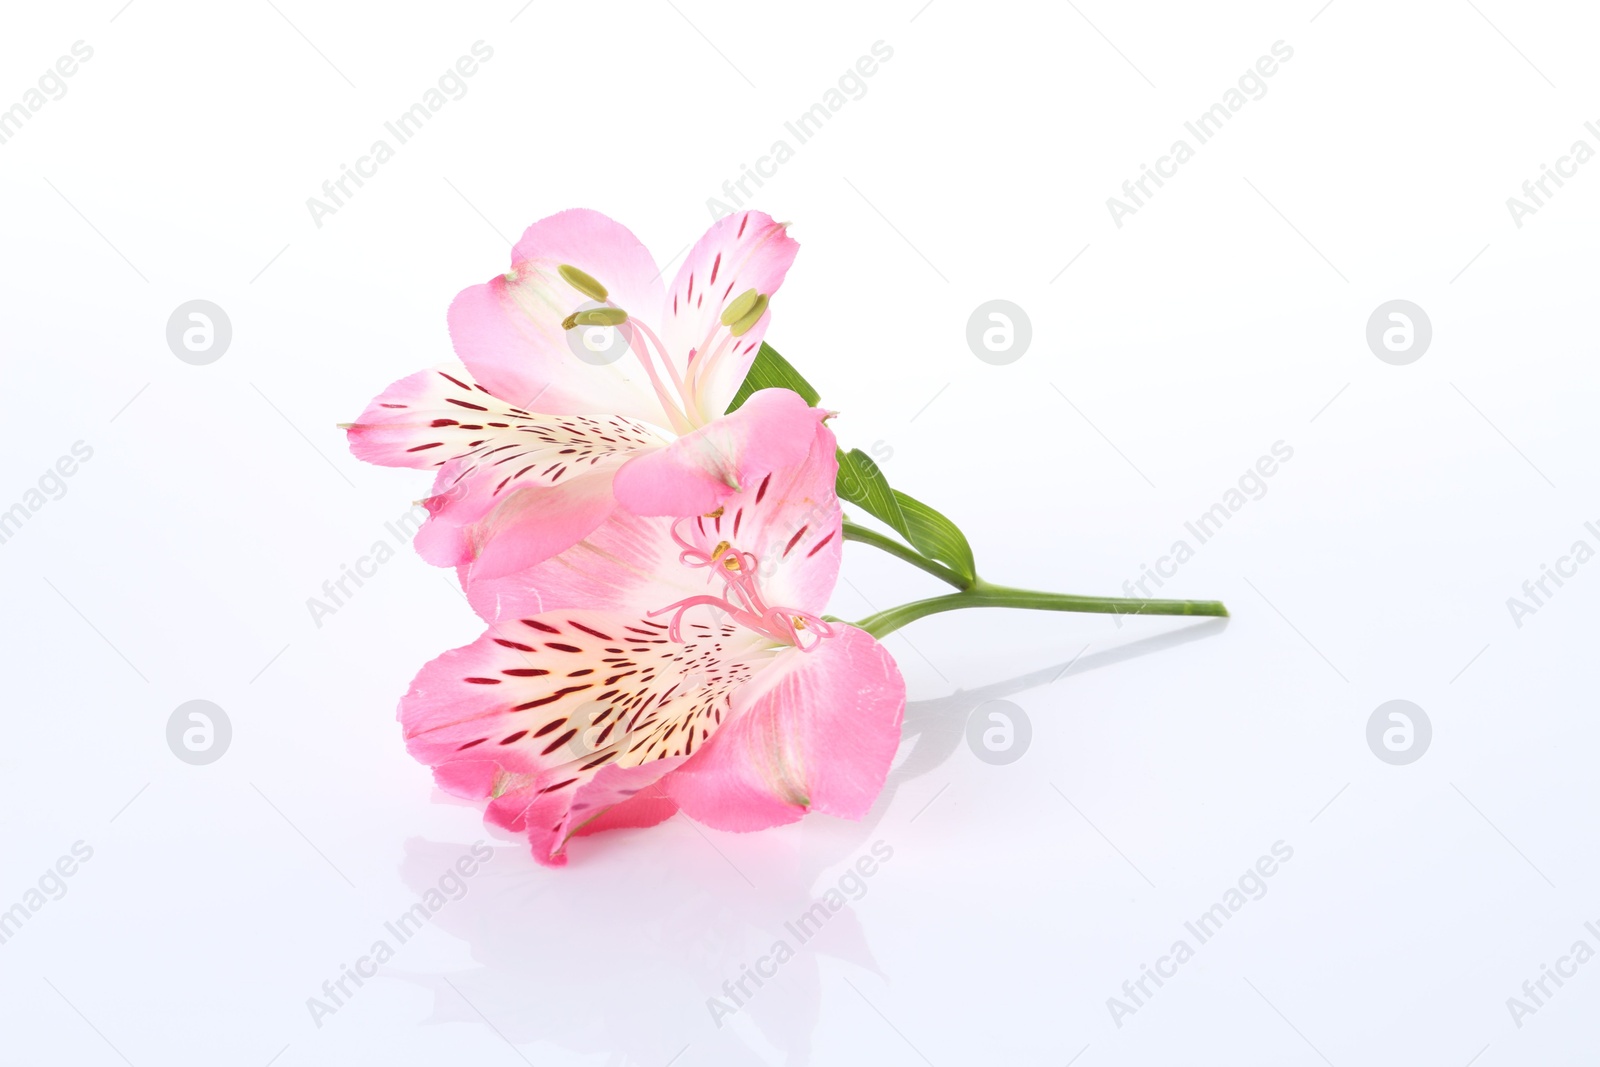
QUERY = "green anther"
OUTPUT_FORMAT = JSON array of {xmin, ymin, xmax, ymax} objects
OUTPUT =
[
  {"xmin": 558, "ymin": 264, "xmax": 608, "ymax": 302},
  {"xmin": 569, "ymin": 307, "xmax": 629, "ymax": 328},
  {"xmin": 719, "ymin": 288, "xmax": 761, "ymax": 326},
  {"xmin": 727, "ymin": 293, "xmax": 769, "ymax": 336}
]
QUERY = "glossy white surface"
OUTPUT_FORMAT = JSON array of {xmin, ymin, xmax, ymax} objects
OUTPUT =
[{"xmin": 3, "ymin": 2, "xmax": 1598, "ymax": 1064}]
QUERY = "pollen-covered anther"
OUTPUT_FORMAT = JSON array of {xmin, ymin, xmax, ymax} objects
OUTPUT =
[
  {"xmin": 562, "ymin": 307, "xmax": 629, "ymax": 330},
  {"xmin": 557, "ymin": 263, "xmax": 608, "ymax": 302},
  {"xmin": 720, "ymin": 288, "xmax": 761, "ymax": 326},
  {"xmin": 726, "ymin": 293, "xmax": 769, "ymax": 337},
  {"xmin": 712, "ymin": 540, "xmax": 743, "ymax": 571},
  {"xmin": 704, "ymin": 506, "xmax": 725, "ymax": 519}
]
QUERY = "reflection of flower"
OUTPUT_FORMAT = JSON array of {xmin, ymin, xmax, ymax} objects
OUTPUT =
[
  {"xmin": 392, "ymin": 832, "xmax": 882, "ymax": 1066},
  {"xmin": 345, "ymin": 207, "xmax": 804, "ymax": 579},
  {"xmin": 401, "ymin": 418, "xmax": 905, "ymax": 866}
]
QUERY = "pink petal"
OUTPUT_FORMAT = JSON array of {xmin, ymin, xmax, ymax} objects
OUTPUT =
[
  {"xmin": 663, "ymin": 625, "xmax": 906, "ymax": 832},
  {"xmin": 465, "ymin": 507, "xmax": 710, "ymax": 621},
  {"xmin": 661, "ymin": 211, "xmax": 800, "ymax": 416},
  {"xmin": 439, "ymin": 468, "xmax": 619, "ymax": 579},
  {"xmin": 447, "ymin": 209, "xmax": 671, "ymax": 424},
  {"xmin": 488, "ymin": 759, "xmax": 688, "ymax": 867},
  {"xmin": 611, "ymin": 388, "xmax": 822, "ymax": 518},
  {"xmin": 568, "ymin": 783, "xmax": 679, "ymax": 838}
]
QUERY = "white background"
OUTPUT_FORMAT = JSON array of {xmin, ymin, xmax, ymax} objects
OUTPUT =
[{"xmin": 2, "ymin": 1, "xmax": 1598, "ymax": 1064}]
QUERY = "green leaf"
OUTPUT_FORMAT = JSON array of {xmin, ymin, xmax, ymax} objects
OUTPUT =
[
  {"xmin": 892, "ymin": 488, "xmax": 977, "ymax": 582},
  {"xmin": 835, "ymin": 447, "xmax": 900, "ymax": 531},
  {"xmin": 836, "ymin": 448, "xmax": 977, "ymax": 582},
  {"xmin": 725, "ymin": 342, "xmax": 820, "ymax": 413}
]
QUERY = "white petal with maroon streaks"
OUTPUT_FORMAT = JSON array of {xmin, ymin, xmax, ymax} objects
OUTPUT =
[
  {"xmin": 346, "ymin": 366, "xmax": 667, "ymax": 569},
  {"xmin": 399, "ymin": 610, "xmax": 778, "ymax": 864}
]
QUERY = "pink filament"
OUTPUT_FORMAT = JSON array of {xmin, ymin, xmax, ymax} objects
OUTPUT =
[{"xmin": 650, "ymin": 520, "xmax": 836, "ymax": 651}]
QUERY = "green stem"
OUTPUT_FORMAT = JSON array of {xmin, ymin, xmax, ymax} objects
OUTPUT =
[
  {"xmin": 855, "ymin": 580, "xmax": 1229, "ymax": 639},
  {"xmin": 842, "ymin": 520, "xmax": 970, "ymax": 589},
  {"xmin": 842, "ymin": 521, "xmax": 1226, "ymax": 638}
]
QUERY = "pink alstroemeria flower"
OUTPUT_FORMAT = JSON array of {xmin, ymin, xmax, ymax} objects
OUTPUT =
[
  {"xmin": 398, "ymin": 415, "xmax": 906, "ymax": 866},
  {"xmin": 346, "ymin": 208, "xmax": 811, "ymax": 578}
]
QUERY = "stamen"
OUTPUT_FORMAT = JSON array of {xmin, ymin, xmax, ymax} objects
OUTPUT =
[
  {"xmin": 555, "ymin": 300, "xmax": 692, "ymax": 435},
  {"xmin": 622, "ymin": 316, "xmax": 691, "ymax": 410},
  {"xmin": 657, "ymin": 519, "xmax": 835, "ymax": 651},
  {"xmin": 720, "ymin": 288, "xmax": 761, "ymax": 326},
  {"xmin": 562, "ymin": 307, "xmax": 628, "ymax": 328},
  {"xmin": 557, "ymin": 264, "xmax": 608, "ymax": 302},
  {"xmin": 647, "ymin": 594, "xmax": 737, "ymax": 642},
  {"xmin": 686, "ymin": 329, "xmax": 738, "ymax": 419},
  {"xmin": 727, "ymin": 294, "xmax": 769, "ymax": 336},
  {"xmin": 617, "ymin": 322, "xmax": 694, "ymax": 436}
]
